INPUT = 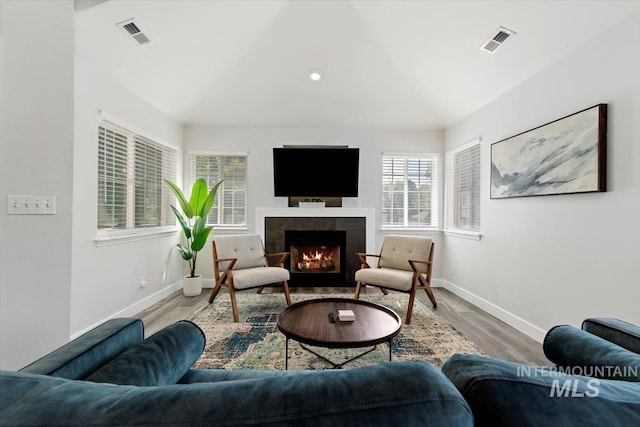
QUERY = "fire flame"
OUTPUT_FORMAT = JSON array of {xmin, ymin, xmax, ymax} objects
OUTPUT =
[
  {"xmin": 302, "ymin": 250, "xmax": 334, "ymax": 262},
  {"xmin": 296, "ymin": 247, "xmax": 336, "ymax": 271}
]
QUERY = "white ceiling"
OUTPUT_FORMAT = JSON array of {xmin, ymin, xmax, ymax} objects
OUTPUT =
[{"xmin": 74, "ymin": 1, "xmax": 640, "ymax": 130}]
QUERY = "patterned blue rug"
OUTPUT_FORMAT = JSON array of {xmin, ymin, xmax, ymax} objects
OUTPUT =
[{"xmin": 190, "ymin": 292, "xmax": 484, "ymax": 370}]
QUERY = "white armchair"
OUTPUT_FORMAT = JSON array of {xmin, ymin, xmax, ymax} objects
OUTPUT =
[
  {"xmin": 354, "ymin": 235, "xmax": 436, "ymax": 324},
  {"xmin": 209, "ymin": 234, "xmax": 292, "ymax": 322}
]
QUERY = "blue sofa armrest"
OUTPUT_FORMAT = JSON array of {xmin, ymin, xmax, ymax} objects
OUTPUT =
[
  {"xmin": 1, "ymin": 361, "xmax": 472, "ymax": 426},
  {"xmin": 543, "ymin": 325, "xmax": 640, "ymax": 382},
  {"xmin": 582, "ymin": 317, "xmax": 640, "ymax": 354},
  {"xmin": 86, "ymin": 320, "xmax": 205, "ymax": 386},
  {"xmin": 19, "ymin": 318, "xmax": 143, "ymax": 380},
  {"xmin": 442, "ymin": 354, "xmax": 640, "ymax": 427}
]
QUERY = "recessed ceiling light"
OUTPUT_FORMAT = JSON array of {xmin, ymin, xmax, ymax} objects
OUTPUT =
[{"xmin": 308, "ymin": 69, "xmax": 323, "ymax": 82}]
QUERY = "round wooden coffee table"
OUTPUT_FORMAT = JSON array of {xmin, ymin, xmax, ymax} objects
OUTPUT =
[{"xmin": 277, "ymin": 298, "xmax": 402, "ymax": 369}]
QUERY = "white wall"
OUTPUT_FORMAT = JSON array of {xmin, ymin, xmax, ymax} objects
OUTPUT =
[
  {"xmin": 443, "ymin": 12, "xmax": 640, "ymax": 342},
  {"xmin": 184, "ymin": 126, "xmax": 445, "ymax": 282},
  {"xmin": 0, "ymin": 1, "xmax": 74, "ymax": 369},
  {"xmin": 6, "ymin": 3, "xmax": 633, "ymax": 372},
  {"xmin": 71, "ymin": 55, "xmax": 185, "ymax": 337}
]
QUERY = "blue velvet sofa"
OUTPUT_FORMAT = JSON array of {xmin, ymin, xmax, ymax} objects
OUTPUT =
[
  {"xmin": 0, "ymin": 318, "xmax": 472, "ymax": 426},
  {"xmin": 442, "ymin": 317, "xmax": 640, "ymax": 427},
  {"xmin": 2, "ymin": 317, "xmax": 639, "ymax": 426}
]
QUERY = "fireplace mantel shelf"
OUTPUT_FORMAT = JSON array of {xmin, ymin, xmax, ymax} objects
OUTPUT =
[{"xmin": 256, "ymin": 207, "xmax": 376, "ymax": 254}]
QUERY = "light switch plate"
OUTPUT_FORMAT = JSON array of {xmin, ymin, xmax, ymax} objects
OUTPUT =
[{"xmin": 7, "ymin": 195, "xmax": 56, "ymax": 215}]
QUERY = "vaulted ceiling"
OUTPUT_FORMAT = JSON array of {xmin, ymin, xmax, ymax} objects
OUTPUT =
[{"xmin": 74, "ymin": 1, "xmax": 640, "ymax": 130}]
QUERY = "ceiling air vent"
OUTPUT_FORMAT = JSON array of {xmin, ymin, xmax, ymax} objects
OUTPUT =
[
  {"xmin": 480, "ymin": 26, "xmax": 516, "ymax": 54},
  {"xmin": 117, "ymin": 18, "xmax": 151, "ymax": 45}
]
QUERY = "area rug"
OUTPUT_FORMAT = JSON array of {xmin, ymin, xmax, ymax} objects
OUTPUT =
[{"xmin": 189, "ymin": 292, "xmax": 484, "ymax": 370}]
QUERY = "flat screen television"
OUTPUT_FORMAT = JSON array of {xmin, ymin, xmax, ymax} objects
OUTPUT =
[{"xmin": 273, "ymin": 147, "xmax": 359, "ymax": 197}]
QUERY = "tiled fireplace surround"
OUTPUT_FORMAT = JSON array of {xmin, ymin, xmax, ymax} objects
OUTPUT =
[{"xmin": 256, "ymin": 208, "xmax": 376, "ymax": 287}]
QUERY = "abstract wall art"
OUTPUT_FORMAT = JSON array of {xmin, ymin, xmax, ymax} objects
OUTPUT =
[{"xmin": 490, "ymin": 104, "xmax": 607, "ymax": 199}]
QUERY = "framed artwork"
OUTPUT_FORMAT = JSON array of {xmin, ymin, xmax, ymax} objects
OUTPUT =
[{"xmin": 490, "ymin": 104, "xmax": 607, "ymax": 199}]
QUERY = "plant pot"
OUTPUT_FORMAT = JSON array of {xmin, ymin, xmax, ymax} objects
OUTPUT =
[{"xmin": 183, "ymin": 275, "xmax": 202, "ymax": 296}]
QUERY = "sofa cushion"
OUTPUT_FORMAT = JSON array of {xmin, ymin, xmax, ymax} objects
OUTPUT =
[
  {"xmin": 86, "ymin": 320, "xmax": 205, "ymax": 386},
  {"xmin": 355, "ymin": 267, "xmax": 415, "ymax": 291},
  {"xmin": 232, "ymin": 266, "xmax": 290, "ymax": 289},
  {"xmin": 19, "ymin": 318, "xmax": 143, "ymax": 380},
  {"xmin": 582, "ymin": 317, "xmax": 640, "ymax": 354},
  {"xmin": 215, "ymin": 234, "xmax": 266, "ymax": 269},
  {"xmin": 2, "ymin": 360, "xmax": 472, "ymax": 426},
  {"xmin": 442, "ymin": 354, "xmax": 640, "ymax": 427},
  {"xmin": 179, "ymin": 367, "xmax": 293, "ymax": 383},
  {"xmin": 543, "ymin": 325, "xmax": 640, "ymax": 381},
  {"xmin": 378, "ymin": 235, "xmax": 432, "ymax": 273}
]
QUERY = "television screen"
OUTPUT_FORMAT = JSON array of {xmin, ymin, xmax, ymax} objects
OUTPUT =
[{"xmin": 273, "ymin": 147, "xmax": 359, "ymax": 197}]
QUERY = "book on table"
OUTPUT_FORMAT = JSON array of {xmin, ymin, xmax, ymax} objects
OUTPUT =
[{"xmin": 338, "ymin": 310, "xmax": 355, "ymax": 322}]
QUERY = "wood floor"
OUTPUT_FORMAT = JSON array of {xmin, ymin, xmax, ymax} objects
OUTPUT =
[{"xmin": 135, "ymin": 286, "xmax": 548, "ymax": 365}]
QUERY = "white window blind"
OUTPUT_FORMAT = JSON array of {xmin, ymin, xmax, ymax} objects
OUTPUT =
[
  {"xmin": 189, "ymin": 153, "xmax": 247, "ymax": 226},
  {"xmin": 97, "ymin": 120, "xmax": 176, "ymax": 233},
  {"xmin": 382, "ymin": 153, "xmax": 439, "ymax": 228},
  {"xmin": 445, "ymin": 139, "xmax": 481, "ymax": 232}
]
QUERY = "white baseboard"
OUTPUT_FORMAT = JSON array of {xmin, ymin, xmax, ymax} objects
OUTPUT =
[
  {"xmin": 441, "ymin": 279, "xmax": 546, "ymax": 343},
  {"xmin": 70, "ymin": 279, "xmax": 184, "ymax": 340}
]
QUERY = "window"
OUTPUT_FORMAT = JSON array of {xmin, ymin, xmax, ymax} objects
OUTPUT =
[
  {"xmin": 382, "ymin": 153, "xmax": 439, "ymax": 228},
  {"xmin": 445, "ymin": 139, "xmax": 481, "ymax": 233},
  {"xmin": 97, "ymin": 119, "xmax": 176, "ymax": 234},
  {"xmin": 189, "ymin": 153, "xmax": 247, "ymax": 226}
]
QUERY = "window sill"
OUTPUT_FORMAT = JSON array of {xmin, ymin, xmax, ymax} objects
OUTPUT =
[
  {"xmin": 444, "ymin": 229, "xmax": 482, "ymax": 240},
  {"xmin": 94, "ymin": 227, "xmax": 178, "ymax": 247},
  {"xmin": 380, "ymin": 227, "xmax": 441, "ymax": 235},
  {"xmin": 211, "ymin": 225, "xmax": 249, "ymax": 234}
]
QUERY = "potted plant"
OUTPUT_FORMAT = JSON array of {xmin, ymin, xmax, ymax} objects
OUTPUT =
[{"xmin": 165, "ymin": 178, "xmax": 222, "ymax": 296}]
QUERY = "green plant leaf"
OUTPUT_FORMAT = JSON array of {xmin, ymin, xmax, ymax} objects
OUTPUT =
[
  {"xmin": 191, "ymin": 225, "xmax": 213, "ymax": 252},
  {"xmin": 170, "ymin": 205, "xmax": 191, "ymax": 239},
  {"xmin": 176, "ymin": 243, "xmax": 193, "ymax": 261},
  {"xmin": 164, "ymin": 179, "xmax": 193, "ymax": 218},
  {"xmin": 192, "ymin": 215, "xmax": 204, "ymax": 239},
  {"xmin": 198, "ymin": 180, "xmax": 223, "ymax": 218},
  {"xmin": 189, "ymin": 178, "xmax": 209, "ymax": 217}
]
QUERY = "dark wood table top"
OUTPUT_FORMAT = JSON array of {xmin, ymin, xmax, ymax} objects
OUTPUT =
[{"xmin": 277, "ymin": 298, "xmax": 402, "ymax": 348}]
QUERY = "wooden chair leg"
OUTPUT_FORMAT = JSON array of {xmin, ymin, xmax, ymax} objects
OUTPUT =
[
  {"xmin": 282, "ymin": 280, "xmax": 292, "ymax": 306},
  {"xmin": 354, "ymin": 281, "xmax": 363, "ymax": 299},
  {"xmin": 423, "ymin": 286, "xmax": 437, "ymax": 309},
  {"xmin": 228, "ymin": 286, "xmax": 240, "ymax": 322},
  {"xmin": 418, "ymin": 276, "xmax": 437, "ymax": 308},
  {"xmin": 406, "ymin": 289, "xmax": 417, "ymax": 325},
  {"xmin": 256, "ymin": 286, "xmax": 265, "ymax": 294},
  {"xmin": 208, "ymin": 282, "xmax": 222, "ymax": 304},
  {"xmin": 380, "ymin": 288, "xmax": 389, "ymax": 295}
]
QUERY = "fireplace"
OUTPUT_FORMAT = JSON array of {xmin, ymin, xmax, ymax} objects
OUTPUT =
[
  {"xmin": 262, "ymin": 212, "xmax": 371, "ymax": 287},
  {"xmin": 285, "ymin": 230, "xmax": 346, "ymax": 286}
]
